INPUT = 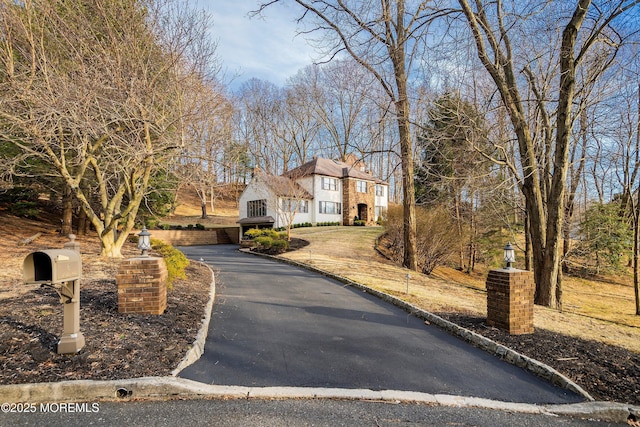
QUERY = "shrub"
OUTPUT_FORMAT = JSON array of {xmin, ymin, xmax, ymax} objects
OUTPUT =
[
  {"xmin": 254, "ymin": 236, "xmax": 273, "ymax": 248},
  {"xmin": 575, "ymin": 201, "xmax": 632, "ymax": 274},
  {"xmin": 150, "ymin": 239, "xmax": 190, "ymax": 288},
  {"xmin": 244, "ymin": 228, "xmax": 263, "ymax": 239},
  {"xmin": 261, "ymin": 229, "xmax": 281, "ymax": 239},
  {"xmin": 291, "ymin": 222, "xmax": 312, "ymax": 229},
  {"xmin": 195, "ymin": 223, "xmax": 205, "ymax": 230},
  {"xmin": 187, "ymin": 224, "xmax": 194, "ymax": 229},
  {"xmin": 245, "ymin": 228, "xmax": 290, "ymax": 254},
  {"xmin": 383, "ymin": 204, "xmax": 458, "ymax": 274},
  {"xmin": 270, "ymin": 239, "xmax": 289, "ymax": 251},
  {"xmin": 354, "ymin": 220, "xmax": 366, "ymax": 226},
  {"xmin": 9, "ymin": 201, "xmax": 40, "ymax": 219},
  {"xmin": 0, "ymin": 187, "xmax": 39, "ymax": 204},
  {"xmin": 317, "ymin": 221, "xmax": 340, "ymax": 227}
]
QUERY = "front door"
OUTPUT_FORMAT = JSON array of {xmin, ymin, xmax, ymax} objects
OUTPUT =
[{"xmin": 358, "ymin": 203, "xmax": 368, "ymax": 223}]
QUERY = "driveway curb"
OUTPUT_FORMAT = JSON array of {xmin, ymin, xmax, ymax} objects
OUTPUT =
[
  {"xmin": 170, "ymin": 261, "xmax": 216, "ymax": 376},
  {"xmin": 0, "ymin": 377, "xmax": 636, "ymax": 423}
]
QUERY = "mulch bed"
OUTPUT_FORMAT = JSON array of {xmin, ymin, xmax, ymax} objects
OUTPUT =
[
  {"xmin": 0, "ymin": 262, "xmax": 211, "ymax": 384},
  {"xmin": 436, "ymin": 313, "xmax": 640, "ymax": 405}
]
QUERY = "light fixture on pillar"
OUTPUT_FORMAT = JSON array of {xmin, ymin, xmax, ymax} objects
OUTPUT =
[
  {"xmin": 138, "ymin": 227, "xmax": 151, "ymax": 257},
  {"xmin": 503, "ymin": 242, "xmax": 515, "ymax": 269}
]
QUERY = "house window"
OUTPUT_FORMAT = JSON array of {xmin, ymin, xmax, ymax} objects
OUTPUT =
[
  {"xmin": 322, "ymin": 177, "xmax": 338, "ymax": 191},
  {"xmin": 357, "ymin": 180, "xmax": 367, "ymax": 193},
  {"xmin": 319, "ymin": 201, "xmax": 342, "ymax": 215},
  {"xmin": 376, "ymin": 185, "xmax": 385, "ymax": 196},
  {"xmin": 282, "ymin": 199, "xmax": 309, "ymax": 213},
  {"xmin": 247, "ymin": 199, "xmax": 266, "ymax": 217}
]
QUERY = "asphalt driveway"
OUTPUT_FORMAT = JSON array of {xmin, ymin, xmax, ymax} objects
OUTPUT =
[{"xmin": 178, "ymin": 245, "xmax": 583, "ymax": 404}]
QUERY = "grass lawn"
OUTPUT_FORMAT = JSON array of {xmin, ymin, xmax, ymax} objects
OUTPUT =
[{"xmin": 281, "ymin": 226, "xmax": 640, "ymax": 354}]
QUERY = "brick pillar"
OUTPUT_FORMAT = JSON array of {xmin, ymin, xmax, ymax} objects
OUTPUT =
[
  {"xmin": 486, "ymin": 269, "xmax": 534, "ymax": 335},
  {"xmin": 116, "ymin": 257, "xmax": 167, "ymax": 315}
]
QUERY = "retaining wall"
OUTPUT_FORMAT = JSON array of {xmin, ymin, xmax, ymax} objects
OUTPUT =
[{"xmin": 148, "ymin": 227, "xmax": 240, "ymax": 246}]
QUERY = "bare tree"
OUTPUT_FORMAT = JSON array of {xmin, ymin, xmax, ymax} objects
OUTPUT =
[
  {"xmin": 270, "ymin": 175, "xmax": 313, "ymax": 241},
  {"xmin": 281, "ymin": 78, "xmax": 322, "ymax": 165},
  {"xmin": 456, "ymin": 0, "xmax": 640, "ymax": 307},
  {"xmin": 235, "ymin": 79, "xmax": 293, "ymax": 174},
  {"xmin": 0, "ymin": 0, "xmax": 219, "ymax": 257},
  {"xmin": 178, "ymin": 80, "xmax": 233, "ymax": 219},
  {"xmin": 255, "ymin": 0, "xmax": 449, "ymax": 270},
  {"xmin": 611, "ymin": 64, "xmax": 640, "ymax": 314},
  {"xmin": 291, "ymin": 61, "xmax": 378, "ymax": 160}
]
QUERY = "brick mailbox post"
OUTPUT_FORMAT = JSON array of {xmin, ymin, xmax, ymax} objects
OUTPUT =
[
  {"xmin": 116, "ymin": 227, "xmax": 167, "ymax": 315},
  {"xmin": 485, "ymin": 243, "xmax": 535, "ymax": 335}
]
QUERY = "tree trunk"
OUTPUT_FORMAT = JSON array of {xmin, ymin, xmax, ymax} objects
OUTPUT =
[
  {"xmin": 77, "ymin": 207, "xmax": 87, "ymax": 236},
  {"xmin": 201, "ymin": 201, "xmax": 207, "ymax": 219},
  {"xmin": 633, "ymin": 202, "xmax": 640, "ymax": 315},
  {"xmin": 99, "ymin": 228, "xmax": 121, "ymax": 258},
  {"xmin": 61, "ymin": 185, "xmax": 73, "ymax": 236},
  {"xmin": 524, "ymin": 214, "xmax": 532, "ymax": 271},
  {"xmin": 538, "ymin": 0, "xmax": 591, "ymax": 308},
  {"xmin": 392, "ymin": 1, "xmax": 417, "ymax": 272},
  {"xmin": 455, "ymin": 194, "xmax": 465, "ymax": 269},
  {"xmin": 636, "ymin": 83, "xmax": 640, "ymax": 315}
]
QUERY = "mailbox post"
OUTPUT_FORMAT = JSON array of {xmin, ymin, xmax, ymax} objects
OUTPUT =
[{"xmin": 23, "ymin": 243, "xmax": 85, "ymax": 354}]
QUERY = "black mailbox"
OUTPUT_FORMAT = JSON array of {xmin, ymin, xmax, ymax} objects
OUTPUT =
[{"xmin": 23, "ymin": 249, "xmax": 82, "ymax": 284}]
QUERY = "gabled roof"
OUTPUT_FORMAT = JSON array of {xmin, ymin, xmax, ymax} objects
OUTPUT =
[
  {"xmin": 255, "ymin": 173, "xmax": 313, "ymax": 199},
  {"xmin": 285, "ymin": 157, "xmax": 387, "ymax": 184}
]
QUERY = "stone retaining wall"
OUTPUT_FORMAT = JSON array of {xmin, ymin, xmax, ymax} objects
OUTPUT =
[{"xmin": 148, "ymin": 227, "xmax": 240, "ymax": 246}]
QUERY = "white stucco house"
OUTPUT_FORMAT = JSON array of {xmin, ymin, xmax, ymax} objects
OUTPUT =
[{"xmin": 237, "ymin": 156, "xmax": 389, "ymax": 237}]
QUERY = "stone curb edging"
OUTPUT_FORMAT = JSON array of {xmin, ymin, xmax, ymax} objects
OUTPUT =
[
  {"xmin": 241, "ymin": 250, "xmax": 596, "ymax": 400},
  {"xmin": 0, "ymin": 377, "xmax": 637, "ymax": 423},
  {"xmin": 170, "ymin": 261, "xmax": 216, "ymax": 376}
]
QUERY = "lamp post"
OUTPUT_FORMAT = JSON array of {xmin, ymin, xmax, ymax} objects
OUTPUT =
[
  {"xmin": 138, "ymin": 227, "xmax": 151, "ymax": 257},
  {"xmin": 503, "ymin": 242, "xmax": 515, "ymax": 270}
]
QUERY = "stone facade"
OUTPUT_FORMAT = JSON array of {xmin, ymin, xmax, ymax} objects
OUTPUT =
[
  {"xmin": 116, "ymin": 257, "xmax": 168, "ymax": 315},
  {"xmin": 342, "ymin": 176, "xmax": 376, "ymax": 226},
  {"xmin": 486, "ymin": 269, "xmax": 534, "ymax": 335}
]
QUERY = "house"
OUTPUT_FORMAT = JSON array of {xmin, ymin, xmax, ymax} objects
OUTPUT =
[{"xmin": 238, "ymin": 156, "xmax": 389, "ymax": 236}]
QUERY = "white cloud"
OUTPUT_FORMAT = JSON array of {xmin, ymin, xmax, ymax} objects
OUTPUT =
[{"xmin": 201, "ymin": 1, "xmax": 319, "ymax": 87}]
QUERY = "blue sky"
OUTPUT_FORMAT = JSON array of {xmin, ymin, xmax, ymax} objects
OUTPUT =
[{"xmin": 201, "ymin": 1, "xmax": 318, "ymax": 87}]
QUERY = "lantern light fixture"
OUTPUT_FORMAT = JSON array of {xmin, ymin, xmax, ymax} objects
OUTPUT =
[
  {"xmin": 503, "ymin": 242, "xmax": 515, "ymax": 270},
  {"xmin": 138, "ymin": 227, "xmax": 151, "ymax": 257}
]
